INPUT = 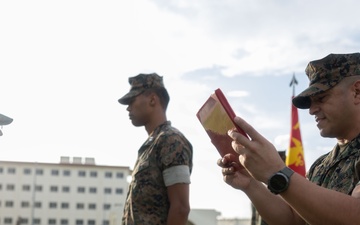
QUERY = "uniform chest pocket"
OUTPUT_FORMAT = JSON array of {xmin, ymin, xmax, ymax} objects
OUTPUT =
[{"xmin": 133, "ymin": 160, "xmax": 150, "ymax": 177}]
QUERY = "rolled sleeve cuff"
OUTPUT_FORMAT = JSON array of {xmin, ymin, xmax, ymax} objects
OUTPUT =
[{"xmin": 163, "ymin": 165, "xmax": 191, "ymax": 186}]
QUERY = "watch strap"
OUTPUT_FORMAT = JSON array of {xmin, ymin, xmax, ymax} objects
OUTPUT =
[{"xmin": 280, "ymin": 166, "xmax": 294, "ymax": 178}]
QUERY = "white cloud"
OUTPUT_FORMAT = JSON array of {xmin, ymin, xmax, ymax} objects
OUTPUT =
[
  {"xmin": 1, "ymin": 0, "xmax": 359, "ymax": 219},
  {"xmin": 227, "ymin": 90, "xmax": 249, "ymax": 98},
  {"xmin": 274, "ymin": 134, "xmax": 290, "ymax": 151}
]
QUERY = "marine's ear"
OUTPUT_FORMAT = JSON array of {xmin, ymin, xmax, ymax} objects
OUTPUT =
[
  {"xmin": 353, "ymin": 79, "xmax": 360, "ymax": 104},
  {"xmin": 148, "ymin": 92, "xmax": 158, "ymax": 107}
]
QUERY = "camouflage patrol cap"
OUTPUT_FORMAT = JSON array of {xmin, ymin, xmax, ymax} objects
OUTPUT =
[
  {"xmin": 118, "ymin": 73, "xmax": 165, "ymax": 105},
  {"xmin": 293, "ymin": 53, "xmax": 360, "ymax": 109}
]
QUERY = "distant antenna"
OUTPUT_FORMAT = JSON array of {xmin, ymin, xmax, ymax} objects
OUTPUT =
[
  {"xmin": 0, "ymin": 113, "xmax": 13, "ymax": 136},
  {"xmin": 0, "ymin": 114, "xmax": 13, "ymax": 126},
  {"xmin": 289, "ymin": 73, "xmax": 298, "ymax": 96}
]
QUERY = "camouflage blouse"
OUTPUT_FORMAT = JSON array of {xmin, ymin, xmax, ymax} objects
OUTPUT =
[
  {"xmin": 307, "ymin": 135, "xmax": 360, "ymax": 195},
  {"xmin": 122, "ymin": 121, "xmax": 193, "ymax": 225}
]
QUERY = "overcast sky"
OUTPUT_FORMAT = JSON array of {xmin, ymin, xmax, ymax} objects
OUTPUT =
[{"xmin": 1, "ymin": 0, "xmax": 360, "ymax": 219}]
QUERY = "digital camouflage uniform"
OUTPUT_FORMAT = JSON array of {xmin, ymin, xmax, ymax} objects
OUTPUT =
[
  {"xmin": 294, "ymin": 54, "xmax": 360, "ymax": 193},
  {"xmin": 307, "ymin": 134, "xmax": 360, "ymax": 195},
  {"xmin": 304, "ymin": 136, "xmax": 360, "ymax": 225},
  {"xmin": 118, "ymin": 73, "xmax": 193, "ymax": 225},
  {"xmin": 122, "ymin": 121, "xmax": 193, "ymax": 225},
  {"xmin": 292, "ymin": 53, "xmax": 360, "ymax": 225}
]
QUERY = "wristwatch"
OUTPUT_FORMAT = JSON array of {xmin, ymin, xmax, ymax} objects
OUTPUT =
[{"xmin": 267, "ymin": 167, "xmax": 294, "ymax": 194}]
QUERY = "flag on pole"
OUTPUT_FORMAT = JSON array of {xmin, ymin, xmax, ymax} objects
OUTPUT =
[{"xmin": 286, "ymin": 74, "xmax": 306, "ymax": 177}]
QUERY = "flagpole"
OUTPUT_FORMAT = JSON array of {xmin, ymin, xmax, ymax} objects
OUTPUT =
[
  {"xmin": 289, "ymin": 73, "xmax": 298, "ymax": 97},
  {"xmin": 286, "ymin": 73, "xmax": 306, "ymax": 177}
]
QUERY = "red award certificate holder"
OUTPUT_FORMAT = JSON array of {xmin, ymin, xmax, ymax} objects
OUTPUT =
[{"xmin": 196, "ymin": 88, "xmax": 249, "ymax": 163}]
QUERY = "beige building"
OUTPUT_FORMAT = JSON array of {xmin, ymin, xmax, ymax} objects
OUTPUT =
[
  {"xmin": 217, "ymin": 218, "xmax": 252, "ymax": 225},
  {"xmin": 0, "ymin": 157, "xmax": 131, "ymax": 225},
  {"xmin": 0, "ymin": 157, "xmax": 251, "ymax": 225}
]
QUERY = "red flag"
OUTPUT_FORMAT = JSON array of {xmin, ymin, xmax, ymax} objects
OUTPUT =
[{"xmin": 286, "ymin": 97, "xmax": 306, "ymax": 177}]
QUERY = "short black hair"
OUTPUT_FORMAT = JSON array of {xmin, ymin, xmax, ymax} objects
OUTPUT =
[{"xmin": 144, "ymin": 87, "xmax": 170, "ymax": 110}]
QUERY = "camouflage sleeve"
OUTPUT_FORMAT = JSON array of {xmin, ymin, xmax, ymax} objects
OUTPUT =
[
  {"xmin": 158, "ymin": 132, "xmax": 193, "ymax": 171},
  {"xmin": 355, "ymin": 158, "xmax": 360, "ymax": 185}
]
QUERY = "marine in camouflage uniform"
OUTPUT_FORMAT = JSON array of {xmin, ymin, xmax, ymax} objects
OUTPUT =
[
  {"xmin": 122, "ymin": 121, "xmax": 192, "ymax": 224},
  {"xmin": 218, "ymin": 52, "xmax": 360, "ymax": 225},
  {"xmin": 294, "ymin": 53, "xmax": 360, "ymax": 195},
  {"xmin": 293, "ymin": 53, "xmax": 360, "ymax": 224},
  {"xmin": 118, "ymin": 73, "xmax": 193, "ymax": 225}
]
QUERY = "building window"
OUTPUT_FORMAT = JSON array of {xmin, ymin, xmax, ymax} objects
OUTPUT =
[
  {"xmin": 87, "ymin": 220, "xmax": 96, "ymax": 225},
  {"xmin": 89, "ymin": 187, "xmax": 97, "ymax": 193},
  {"xmin": 33, "ymin": 218, "xmax": 41, "ymax": 224},
  {"xmin": 60, "ymin": 219, "xmax": 68, "ymax": 225},
  {"xmin": 78, "ymin": 171, "xmax": 86, "ymax": 177},
  {"xmin": 51, "ymin": 170, "xmax": 59, "ymax": 176},
  {"xmin": 105, "ymin": 172, "xmax": 112, "ymax": 178},
  {"xmin": 0, "ymin": 167, "xmax": 3, "ymax": 173},
  {"xmin": 48, "ymin": 219, "xmax": 56, "ymax": 224},
  {"xmin": 5, "ymin": 201, "xmax": 14, "ymax": 207},
  {"xmin": 88, "ymin": 203, "xmax": 96, "ymax": 210},
  {"xmin": 49, "ymin": 202, "xmax": 57, "ymax": 209},
  {"xmin": 90, "ymin": 171, "xmax": 97, "ymax": 177},
  {"xmin": 20, "ymin": 218, "xmax": 28, "ymax": 224},
  {"xmin": 23, "ymin": 185, "xmax": 31, "ymax": 191},
  {"xmin": 63, "ymin": 170, "xmax": 70, "ymax": 176},
  {"xmin": 116, "ymin": 172, "xmax": 124, "ymax": 178},
  {"xmin": 115, "ymin": 188, "xmax": 123, "ymax": 194},
  {"xmin": 4, "ymin": 218, "xmax": 12, "ymax": 224},
  {"xmin": 76, "ymin": 203, "xmax": 84, "ymax": 209},
  {"xmin": 103, "ymin": 220, "xmax": 109, "ymax": 225},
  {"xmin": 0, "ymin": 184, "xmax": 2, "ymax": 190},
  {"xmin": 35, "ymin": 185, "xmax": 42, "ymax": 192},
  {"xmin": 35, "ymin": 169, "xmax": 43, "ymax": 175},
  {"xmin": 104, "ymin": 188, "xmax": 111, "ymax": 194},
  {"xmin": 7, "ymin": 167, "xmax": 16, "ymax": 174},
  {"xmin": 24, "ymin": 168, "xmax": 32, "ymax": 175},
  {"xmin": 6, "ymin": 184, "xmax": 15, "ymax": 191},
  {"xmin": 76, "ymin": 220, "xmax": 84, "ymax": 225},
  {"xmin": 103, "ymin": 204, "xmax": 111, "ymax": 210},
  {"xmin": 50, "ymin": 186, "xmax": 58, "ymax": 192},
  {"xmin": 34, "ymin": 202, "xmax": 42, "ymax": 208},
  {"xmin": 62, "ymin": 186, "xmax": 70, "ymax": 193},
  {"xmin": 21, "ymin": 201, "xmax": 30, "ymax": 208},
  {"xmin": 61, "ymin": 202, "xmax": 69, "ymax": 209},
  {"xmin": 77, "ymin": 187, "xmax": 85, "ymax": 193}
]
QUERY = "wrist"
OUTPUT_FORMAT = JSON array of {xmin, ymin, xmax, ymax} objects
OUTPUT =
[{"xmin": 243, "ymin": 177, "xmax": 263, "ymax": 193}]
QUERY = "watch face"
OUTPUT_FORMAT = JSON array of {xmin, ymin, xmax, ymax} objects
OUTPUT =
[
  {"xmin": 270, "ymin": 173, "xmax": 288, "ymax": 190},
  {"xmin": 268, "ymin": 167, "xmax": 294, "ymax": 194}
]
